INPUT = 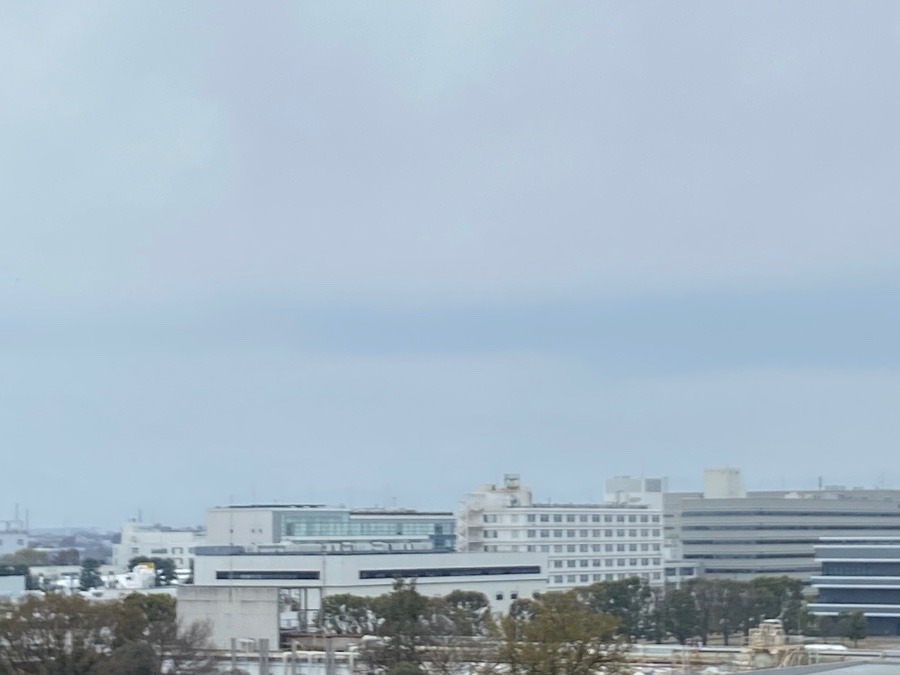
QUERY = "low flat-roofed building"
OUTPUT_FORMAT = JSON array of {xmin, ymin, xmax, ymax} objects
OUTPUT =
[{"xmin": 180, "ymin": 549, "xmax": 547, "ymax": 649}]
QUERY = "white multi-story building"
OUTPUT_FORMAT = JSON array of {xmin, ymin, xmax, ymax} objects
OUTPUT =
[
  {"xmin": 458, "ymin": 475, "xmax": 665, "ymax": 589},
  {"xmin": 111, "ymin": 521, "xmax": 206, "ymax": 572}
]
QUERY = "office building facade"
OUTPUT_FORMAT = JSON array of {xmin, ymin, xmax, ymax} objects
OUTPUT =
[
  {"xmin": 458, "ymin": 475, "xmax": 665, "ymax": 589},
  {"xmin": 809, "ymin": 537, "xmax": 900, "ymax": 636}
]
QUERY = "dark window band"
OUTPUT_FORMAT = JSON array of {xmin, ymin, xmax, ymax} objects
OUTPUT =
[{"xmin": 359, "ymin": 565, "xmax": 541, "ymax": 580}]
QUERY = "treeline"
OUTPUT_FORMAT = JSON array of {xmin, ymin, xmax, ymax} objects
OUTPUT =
[
  {"xmin": 331, "ymin": 580, "xmax": 628, "ymax": 675},
  {"xmin": 323, "ymin": 575, "xmax": 852, "ymax": 654},
  {"xmin": 0, "ymin": 593, "xmax": 215, "ymax": 674}
]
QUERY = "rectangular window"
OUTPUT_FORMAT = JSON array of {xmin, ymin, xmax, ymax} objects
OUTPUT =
[
  {"xmin": 553, "ymin": 514, "xmax": 563, "ymax": 523},
  {"xmin": 617, "ymin": 530, "xmax": 625, "ymax": 537},
  {"xmin": 579, "ymin": 514, "xmax": 588, "ymax": 523},
  {"xmin": 527, "ymin": 530, "xmax": 536, "ymax": 538},
  {"xmin": 579, "ymin": 529, "xmax": 588, "ymax": 537},
  {"xmin": 641, "ymin": 558, "xmax": 649, "ymax": 566},
  {"xmin": 553, "ymin": 530, "xmax": 563, "ymax": 538},
  {"xmin": 640, "ymin": 515, "xmax": 648, "ymax": 523},
  {"xmin": 628, "ymin": 529, "xmax": 637, "ymax": 537},
  {"xmin": 566, "ymin": 530, "xmax": 576, "ymax": 537},
  {"xmin": 605, "ymin": 544, "xmax": 613, "ymax": 552},
  {"xmin": 540, "ymin": 514, "xmax": 549, "ymax": 523},
  {"xmin": 567, "ymin": 544, "xmax": 576, "ymax": 552},
  {"xmin": 566, "ymin": 514, "xmax": 576, "ymax": 523},
  {"xmin": 641, "ymin": 529, "xmax": 648, "ymax": 537},
  {"xmin": 629, "ymin": 544, "xmax": 637, "ymax": 552},
  {"xmin": 527, "ymin": 514, "xmax": 536, "ymax": 523},
  {"xmin": 579, "ymin": 544, "xmax": 588, "ymax": 552},
  {"xmin": 554, "ymin": 545, "xmax": 563, "ymax": 552},
  {"xmin": 580, "ymin": 575, "xmax": 589, "ymax": 583},
  {"xmin": 553, "ymin": 575, "xmax": 564, "ymax": 583},
  {"xmin": 567, "ymin": 560, "xmax": 576, "ymax": 568},
  {"xmin": 553, "ymin": 560, "xmax": 563, "ymax": 568},
  {"xmin": 567, "ymin": 575, "xmax": 576, "ymax": 583},
  {"xmin": 628, "ymin": 515, "xmax": 636, "ymax": 523},
  {"xmin": 592, "ymin": 559, "xmax": 602, "ymax": 567},
  {"xmin": 592, "ymin": 529, "xmax": 601, "ymax": 537},
  {"xmin": 540, "ymin": 530, "xmax": 550, "ymax": 538},
  {"xmin": 592, "ymin": 515, "xmax": 601, "ymax": 523},
  {"xmin": 592, "ymin": 544, "xmax": 601, "ymax": 552},
  {"xmin": 604, "ymin": 529, "xmax": 613, "ymax": 537},
  {"xmin": 604, "ymin": 515, "xmax": 613, "ymax": 523},
  {"xmin": 579, "ymin": 560, "xmax": 588, "ymax": 568}
]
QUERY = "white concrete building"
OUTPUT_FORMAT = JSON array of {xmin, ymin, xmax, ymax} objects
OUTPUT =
[
  {"xmin": 666, "ymin": 469, "xmax": 900, "ymax": 582},
  {"xmin": 0, "ymin": 518, "xmax": 29, "ymax": 557},
  {"xmin": 111, "ymin": 521, "xmax": 206, "ymax": 572},
  {"xmin": 458, "ymin": 475, "xmax": 665, "ymax": 589},
  {"xmin": 181, "ymin": 549, "xmax": 547, "ymax": 649}
]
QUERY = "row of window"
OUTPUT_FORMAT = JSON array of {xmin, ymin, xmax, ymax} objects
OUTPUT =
[
  {"xmin": 551, "ymin": 572, "xmax": 662, "ymax": 584},
  {"xmin": 482, "ymin": 543, "xmax": 662, "ymax": 553},
  {"xmin": 515, "ymin": 528, "xmax": 661, "ymax": 539},
  {"xmin": 551, "ymin": 557, "xmax": 661, "ymax": 568},
  {"xmin": 483, "ymin": 513, "xmax": 660, "ymax": 524}
]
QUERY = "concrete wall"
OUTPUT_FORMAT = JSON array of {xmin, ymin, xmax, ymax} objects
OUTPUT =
[
  {"xmin": 177, "ymin": 585, "xmax": 280, "ymax": 650},
  {"xmin": 0, "ymin": 575, "xmax": 26, "ymax": 598},
  {"xmin": 0, "ymin": 531, "xmax": 29, "ymax": 557},
  {"xmin": 206, "ymin": 508, "xmax": 277, "ymax": 548}
]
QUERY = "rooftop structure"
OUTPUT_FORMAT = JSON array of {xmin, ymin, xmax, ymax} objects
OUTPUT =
[{"xmin": 205, "ymin": 504, "xmax": 456, "ymax": 554}]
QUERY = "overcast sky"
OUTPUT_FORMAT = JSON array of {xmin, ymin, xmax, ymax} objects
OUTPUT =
[{"xmin": 2, "ymin": 2, "xmax": 900, "ymax": 529}]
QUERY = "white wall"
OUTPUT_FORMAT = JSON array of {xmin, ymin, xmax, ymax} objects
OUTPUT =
[{"xmin": 177, "ymin": 585, "xmax": 280, "ymax": 650}]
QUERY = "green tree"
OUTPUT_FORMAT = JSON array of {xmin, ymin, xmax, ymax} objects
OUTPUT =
[
  {"xmin": 0, "ymin": 547, "xmax": 49, "ymax": 566},
  {"xmin": 370, "ymin": 579, "xmax": 432, "ymax": 675},
  {"xmin": 81, "ymin": 557, "xmax": 103, "ymax": 590},
  {"xmin": 663, "ymin": 588, "xmax": 699, "ymax": 645},
  {"xmin": 581, "ymin": 577, "xmax": 652, "ymax": 642},
  {"xmin": 0, "ymin": 593, "xmax": 114, "ymax": 673},
  {"xmin": 320, "ymin": 593, "xmax": 377, "ymax": 635},
  {"xmin": 432, "ymin": 590, "xmax": 493, "ymax": 637},
  {"xmin": 845, "ymin": 611, "xmax": 867, "ymax": 647},
  {"xmin": 496, "ymin": 590, "xmax": 626, "ymax": 675}
]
